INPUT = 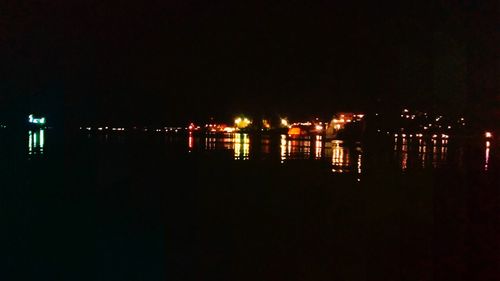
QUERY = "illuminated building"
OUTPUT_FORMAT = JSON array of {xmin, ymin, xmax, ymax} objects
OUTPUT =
[
  {"xmin": 204, "ymin": 123, "xmax": 230, "ymax": 133},
  {"xmin": 287, "ymin": 121, "xmax": 324, "ymax": 137},
  {"xmin": 28, "ymin": 114, "xmax": 46, "ymax": 125},
  {"xmin": 326, "ymin": 113, "xmax": 364, "ymax": 140},
  {"xmin": 28, "ymin": 114, "xmax": 47, "ymax": 129}
]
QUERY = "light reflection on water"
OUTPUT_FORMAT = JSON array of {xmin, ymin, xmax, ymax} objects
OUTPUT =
[
  {"xmin": 315, "ymin": 135, "xmax": 323, "ymax": 159},
  {"xmin": 330, "ymin": 140, "xmax": 350, "ymax": 173},
  {"xmin": 194, "ymin": 133, "xmax": 364, "ymax": 175},
  {"xmin": 188, "ymin": 132, "xmax": 194, "ymax": 152},
  {"xmin": 485, "ymin": 141, "xmax": 490, "ymax": 171},
  {"xmin": 327, "ymin": 141, "xmax": 363, "ymax": 179},
  {"xmin": 193, "ymin": 133, "xmax": 489, "ymax": 173},
  {"xmin": 82, "ymin": 131, "xmax": 495, "ymax": 173},
  {"xmin": 28, "ymin": 129, "xmax": 45, "ymax": 157},
  {"xmin": 395, "ymin": 136, "xmax": 450, "ymax": 170},
  {"xmin": 280, "ymin": 135, "xmax": 287, "ymax": 163},
  {"xmin": 286, "ymin": 139, "xmax": 311, "ymax": 160},
  {"xmin": 234, "ymin": 133, "xmax": 250, "ymax": 160}
]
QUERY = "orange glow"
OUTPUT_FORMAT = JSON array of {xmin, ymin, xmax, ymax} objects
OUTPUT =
[
  {"xmin": 288, "ymin": 127, "xmax": 301, "ymax": 135},
  {"xmin": 402, "ymin": 151, "xmax": 408, "ymax": 171},
  {"xmin": 188, "ymin": 132, "xmax": 193, "ymax": 151},
  {"xmin": 262, "ymin": 119, "xmax": 271, "ymax": 129}
]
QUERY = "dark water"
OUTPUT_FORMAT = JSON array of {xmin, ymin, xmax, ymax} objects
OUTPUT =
[{"xmin": 2, "ymin": 130, "xmax": 499, "ymax": 280}]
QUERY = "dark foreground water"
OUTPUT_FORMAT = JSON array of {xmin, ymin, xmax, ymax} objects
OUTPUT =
[{"xmin": 2, "ymin": 130, "xmax": 499, "ymax": 280}]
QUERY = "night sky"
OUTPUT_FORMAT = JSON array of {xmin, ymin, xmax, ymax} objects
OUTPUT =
[{"xmin": 0, "ymin": 1, "xmax": 498, "ymax": 126}]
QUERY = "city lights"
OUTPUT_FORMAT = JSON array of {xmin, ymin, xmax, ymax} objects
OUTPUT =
[
  {"xmin": 28, "ymin": 114, "xmax": 46, "ymax": 125},
  {"xmin": 234, "ymin": 117, "xmax": 251, "ymax": 129},
  {"xmin": 280, "ymin": 118, "xmax": 289, "ymax": 127}
]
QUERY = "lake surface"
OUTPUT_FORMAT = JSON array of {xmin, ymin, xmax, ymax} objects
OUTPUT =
[{"xmin": 2, "ymin": 129, "xmax": 499, "ymax": 280}]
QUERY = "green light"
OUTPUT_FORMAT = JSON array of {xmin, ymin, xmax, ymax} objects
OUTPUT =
[{"xmin": 28, "ymin": 114, "xmax": 46, "ymax": 125}]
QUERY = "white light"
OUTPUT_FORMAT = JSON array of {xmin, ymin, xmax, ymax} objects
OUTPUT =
[
  {"xmin": 485, "ymin": 132, "xmax": 492, "ymax": 138},
  {"xmin": 28, "ymin": 131, "xmax": 33, "ymax": 153},
  {"xmin": 40, "ymin": 129, "xmax": 44, "ymax": 148}
]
